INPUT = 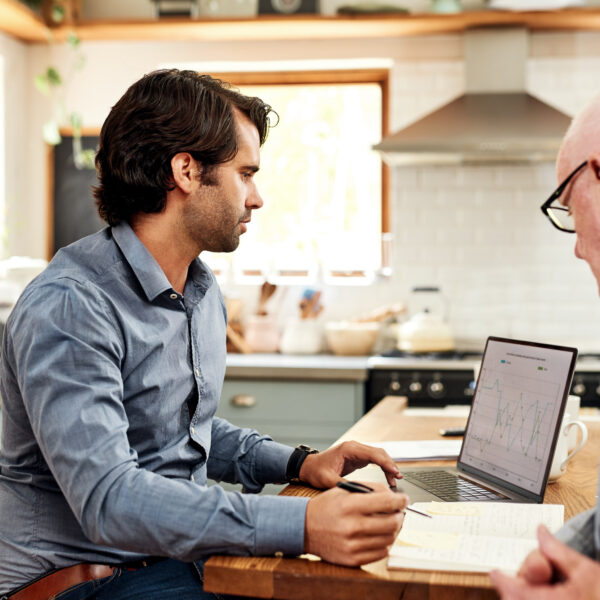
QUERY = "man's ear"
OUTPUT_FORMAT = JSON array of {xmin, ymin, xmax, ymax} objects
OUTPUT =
[
  {"xmin": 590, "ymin": 155, "xmax": 600, "ymax": 181},
  {"xmin": 171, "ymin": 152, "xmax": 198, "ymax": 194}
]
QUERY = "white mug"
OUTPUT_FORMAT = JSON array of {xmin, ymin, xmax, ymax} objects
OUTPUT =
[
  {"xmin": 548, "ymin": 412, "xmax": 588, "ymax": 482},
  {"xmin": 566, "ymin": 395, "xmax": 581, "ymax": 451}
]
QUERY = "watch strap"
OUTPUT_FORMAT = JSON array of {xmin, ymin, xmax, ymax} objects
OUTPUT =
[{"xmin": 285, "ymin": 444, "xmax": 319, "ymax": 483}]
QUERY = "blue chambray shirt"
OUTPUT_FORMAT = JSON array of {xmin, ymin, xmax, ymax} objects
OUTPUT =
[{"xmin": 0, "ymin": 222, "xmax": 308, "ymax": 593}]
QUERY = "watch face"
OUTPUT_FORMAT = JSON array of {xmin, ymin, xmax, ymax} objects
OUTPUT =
[{"xmin": 270, "ymin": 0, "xmax": 302, "ymax": 13}]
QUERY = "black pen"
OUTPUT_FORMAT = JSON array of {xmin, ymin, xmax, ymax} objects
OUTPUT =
[{"xmin": 336, "ymin": 480, "xmax": 432, "ymax": 518}]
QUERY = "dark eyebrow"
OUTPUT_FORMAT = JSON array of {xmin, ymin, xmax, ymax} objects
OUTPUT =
[{"xmin": 241, "ymin": 165, "xmax": 259, "ymax": 173}]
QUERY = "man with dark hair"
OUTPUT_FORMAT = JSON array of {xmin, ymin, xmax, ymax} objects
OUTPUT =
[{"xmin": 0, "ymin": 70, "xmax": 407, "ymax": 599}]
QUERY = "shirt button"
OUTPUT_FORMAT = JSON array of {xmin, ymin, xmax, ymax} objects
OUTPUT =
[
  {"xmin": 191, "ymin": 474, "xmax": 195, "ymax": 482},
  {"xmin": 191, "ymin": 427, "xmax": 195, "ymax": 435},
  {"xmin": 170, "ymin": 293, "xmax": 178, "ymax": 300},
  {"xmin": 195, "ymin": 368, "xmax": 200, "ymax": 377}
]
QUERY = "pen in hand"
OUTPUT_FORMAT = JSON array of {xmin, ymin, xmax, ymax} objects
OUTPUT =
[{"xmin": 336, "ymin": 480, "xmax": 432, "ymax": 519}]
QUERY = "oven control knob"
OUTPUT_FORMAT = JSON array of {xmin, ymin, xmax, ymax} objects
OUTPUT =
[
  {"xmin": 409, "ymin": 381, "xmax": 422, "ymax": 393},
  {"xmin": 595, "ymin": 385, "xmax": 600, "ymax": 398},
  {"xmin": 572, "ymin": 382, "xmax": 586, "ymax": 397},
  {"xmin": 464, "ymin": 386, "xmax": 475, "ymax": 397},
  {"xmin": 389, "ymin": 380, "xmax": 401, "ymax": 392},
  {"xmin": 428, "ymin": 381, "xmax": 445, "ymax": 397}
]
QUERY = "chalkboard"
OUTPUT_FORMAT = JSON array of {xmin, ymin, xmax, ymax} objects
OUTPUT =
[{"xmin": 51, "ymin": 134, "xmax": 104, "ymax": 256}]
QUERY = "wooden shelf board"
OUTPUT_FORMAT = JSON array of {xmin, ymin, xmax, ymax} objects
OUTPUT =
[
  {"xmin": 0, "ymin": 0, "xmax": 48, "ymax": 43},
  {"xmin": 3, "ymin": 3, "xmax": 600, "ymax": 44},
  {"xmin": 56, "ymin": 10, "xmax": 600, "ymax": 43}
]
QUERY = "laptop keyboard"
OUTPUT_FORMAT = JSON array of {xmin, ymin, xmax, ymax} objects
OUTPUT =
[{"xmin": 401, "ymin": 470, "xmax": 507, "ymax": 501}]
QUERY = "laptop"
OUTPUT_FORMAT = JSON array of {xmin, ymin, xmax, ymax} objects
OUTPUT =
[{"xmin": 397, "ymin": 336, "xmax": 578, "ymax": 504}]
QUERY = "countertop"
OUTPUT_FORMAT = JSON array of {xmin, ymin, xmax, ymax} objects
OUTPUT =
[
  {"xmin": 225, "ymin": 352, "xmax": 600, "ymax": 381},
  {"xmin": 224, "ymin": 353, "xmax": 482, "ymax": 381},
  {"xmin": 225, "ymin": 353, "xmax": 370, "ymax": 381}
]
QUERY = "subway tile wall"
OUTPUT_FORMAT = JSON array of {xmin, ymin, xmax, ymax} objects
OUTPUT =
[{"xmin": 317, "ymin": 41, "xmax": 600, "ymax": 352}]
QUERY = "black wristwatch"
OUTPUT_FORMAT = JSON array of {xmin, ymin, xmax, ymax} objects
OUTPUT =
[{"xmin": 285, "ymin": 444, "xmax": 319, "ymax": 483}]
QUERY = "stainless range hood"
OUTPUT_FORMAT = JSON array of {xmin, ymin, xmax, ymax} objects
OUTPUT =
[{"xmin": 374, "ymin": 28, "xmax": 572, "ymax": 165}]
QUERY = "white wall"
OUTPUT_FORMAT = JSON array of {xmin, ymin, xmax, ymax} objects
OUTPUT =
[
  {"xmin": 0, "ymin": 32, "xmax": 29, "ymax": 258},
  {"xmin": 13, "ymin": 30, "xmax": 600, "ymax": 350}
]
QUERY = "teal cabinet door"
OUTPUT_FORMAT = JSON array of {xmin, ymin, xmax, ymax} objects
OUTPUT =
[{"xmin": 216, "ymin": 379, "xmax": 364, "ymax": 451}]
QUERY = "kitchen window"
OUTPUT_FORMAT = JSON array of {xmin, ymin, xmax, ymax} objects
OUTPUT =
[{"xmin": 203, "ymin": 69, "xmax": 390, "ymax": 285}]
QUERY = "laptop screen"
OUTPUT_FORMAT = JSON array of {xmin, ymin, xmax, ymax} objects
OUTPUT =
[{"xmin": 459, "ymin": 337, "xmax": 578, "ymax": 499}]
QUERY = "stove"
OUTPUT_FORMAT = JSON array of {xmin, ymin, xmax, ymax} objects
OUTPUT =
[
  {"xmin": 366, "ymin": 351, "xmax": 481, "ymax": 410},
  {"xmin": 365, "ymin": 351, "xmax": 600, "ymax": 410}
]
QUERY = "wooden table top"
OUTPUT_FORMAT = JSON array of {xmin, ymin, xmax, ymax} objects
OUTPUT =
[{"xmin": 204, "ymin": 396, "xmax": 600, "ymax": 600}]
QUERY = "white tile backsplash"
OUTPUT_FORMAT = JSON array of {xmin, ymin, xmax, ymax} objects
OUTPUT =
[{"xmin": 370, "ymin": 44, "xmax": 600, "ymax": 351}]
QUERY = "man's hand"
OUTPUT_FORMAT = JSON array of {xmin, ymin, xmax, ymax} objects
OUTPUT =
[
  {"xmin": 304, "ymin": 483, "xmax": 408, "ymax": 566},
  {"xmin": 490, "ymin": 525, "xmax": 600, "ymax": 600},
  {"xmin": 298, "ymin": 441, "xmax": 400, "ymax": 489},
  {"xmin": 516, "ymin": 547, "xmax": 554, "ymax": 585}
]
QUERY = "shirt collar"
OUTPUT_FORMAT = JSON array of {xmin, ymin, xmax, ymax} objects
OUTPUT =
[
  {"xmin": 112, "ymin": 221, "xmax": 177, "ymax": 302},
  {"xmin": 111, "ymin": 222, "xmax": 215, "ymax": 304}
]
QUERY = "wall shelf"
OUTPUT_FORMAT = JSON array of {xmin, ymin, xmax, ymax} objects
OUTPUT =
[
  {"xmin": 3, "ymin": 1, "xmax": 600, "ymax": 44},
  {"xmin": 0, "ymin": 0, "xmax": 47, "ymax": 42}
]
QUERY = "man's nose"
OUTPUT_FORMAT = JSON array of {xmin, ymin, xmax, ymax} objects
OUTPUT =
[{"xmin": 247, "ymin": 186, "xmax": 263, "ymax": 209}]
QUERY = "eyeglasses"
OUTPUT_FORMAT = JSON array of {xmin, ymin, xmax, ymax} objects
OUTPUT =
[{"xmin": 540, "ymin": 160, "xmax": 587, "ymax": 233}]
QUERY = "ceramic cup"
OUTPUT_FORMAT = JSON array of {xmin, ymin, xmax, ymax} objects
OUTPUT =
[
  {"xmin": 566, "ymin": 395, "xmax": 581, "ymax": 451},
  {"xmin": 548, "ymin": 412, "xmax": 588, "ymax": 482}
]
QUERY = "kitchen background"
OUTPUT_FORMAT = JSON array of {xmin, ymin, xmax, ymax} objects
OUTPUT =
[{"xmin": 2, "ymin": 1, "xmax": 600, "ymax": 354}]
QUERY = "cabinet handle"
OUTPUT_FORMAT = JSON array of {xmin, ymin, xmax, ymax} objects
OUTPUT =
[{"xmin": 230, "ymin": 394, "xmax": 256, "ymax": 408}]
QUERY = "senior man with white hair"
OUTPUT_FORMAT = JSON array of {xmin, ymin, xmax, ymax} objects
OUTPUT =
[{"xmin": 491, "ymin": 96, "xmax": 600, "ymax": 599}]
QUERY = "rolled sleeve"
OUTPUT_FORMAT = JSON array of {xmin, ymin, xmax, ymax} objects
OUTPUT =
[
  {"xmin": 208, "ymin": 417, "xmax": 294, "ymax": 490},
  {"xmin": 252, "ymin": 440, "xmax": 294, "ymax": 484}
]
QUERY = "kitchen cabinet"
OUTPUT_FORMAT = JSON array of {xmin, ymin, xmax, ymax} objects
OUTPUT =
[
  {"xmin": 217, "ymin": 377, "xmax": 364, "ymax": 450},
  {"xmin": 5, "ymin": 2, "xmax": 600, "ymax": 43}
]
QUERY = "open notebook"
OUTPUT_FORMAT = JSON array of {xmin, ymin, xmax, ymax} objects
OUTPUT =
[{"xmin": 388, "ymin": 501, "xmax": 564, "ymax": 573}]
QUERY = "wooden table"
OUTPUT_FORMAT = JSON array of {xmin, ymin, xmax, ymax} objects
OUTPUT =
[{"xmin": 204, "ymin": 396, "xmax": 600, "ymax": 599}]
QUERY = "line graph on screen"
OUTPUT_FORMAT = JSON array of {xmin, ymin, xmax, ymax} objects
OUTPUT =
[{"xmin": 463, "ymin": 368, "xmax": 562, "ymax": 482}]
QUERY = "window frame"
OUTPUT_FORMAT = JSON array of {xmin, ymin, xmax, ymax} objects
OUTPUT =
[{"xmin": 208, "ymin": 68, "xmax": 391, "ymax": 280}]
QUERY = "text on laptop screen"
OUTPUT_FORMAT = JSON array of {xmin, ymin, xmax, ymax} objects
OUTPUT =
[{"xmin": 460, "ymin": 339, "xmax": 576, "ymax": 496}]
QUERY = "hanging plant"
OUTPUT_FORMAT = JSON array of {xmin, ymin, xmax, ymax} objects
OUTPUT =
[{"xmin": 33, "ymin": 3, "xmax": 95, "ymax": 170}]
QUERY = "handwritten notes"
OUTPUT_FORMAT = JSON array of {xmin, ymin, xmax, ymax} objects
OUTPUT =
[{"xmin": 388, "ymin": 502, "xmax": 564, "ymax": 574}]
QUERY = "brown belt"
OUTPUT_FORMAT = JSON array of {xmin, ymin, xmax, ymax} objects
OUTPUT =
[{"xmin": 7, "ymin": 559, "xmax": 163, "ymax": 600}]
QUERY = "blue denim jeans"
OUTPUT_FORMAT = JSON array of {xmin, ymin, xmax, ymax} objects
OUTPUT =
[{"xmin": 52, "ymin": 558, "xmax": 248, "ymax": 600}]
